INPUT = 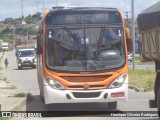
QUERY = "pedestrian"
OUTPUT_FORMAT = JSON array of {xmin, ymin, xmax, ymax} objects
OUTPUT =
[{"xmin": 4, "ymin": 58, "xmax": 9, "ymax": 69}]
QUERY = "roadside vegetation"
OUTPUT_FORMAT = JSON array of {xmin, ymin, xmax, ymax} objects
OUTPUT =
[
  {"xmin": 0, "ymin": 52, "xmax": 4, "ymax": 63},
  {"xmin": 13, "ymin": 92, "xmax": 28, "ymax": 97},
  {"xmin": 0, "ymin": 12, "xmax": 41, "ymax": 47},
  {"xmin": 0, "ymin": 86, "xmax": 16, "ymax": 90},
  {"xmin": 0, "ymin": 117, "xmax": 9, "ymax": 120},
  {"xmin": 128, "ymin": 55, "xmax": 155, "ymax": 65},
  {"xmin": 135, "ymin": 55, "xmax": 154, "ymax": 65},
  {"xmin": 0, "ymin": 71, "xmax": 16, "ymax": 90},
  {"xmin": 129, "ymin": 69, "xmax": 156, "ymax": 91},
  {"xmin": 12, "ymin": 92, "xmax": 33, "ymax": 102}
]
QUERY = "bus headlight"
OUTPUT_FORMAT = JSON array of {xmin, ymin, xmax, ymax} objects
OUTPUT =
[
  {"xmin": 108, "ymin": 74, "xmax": 127, "ymax": 89},
  {"xmin": 46, "ymin": 77, "xmax": 65, "ymax": 90}
]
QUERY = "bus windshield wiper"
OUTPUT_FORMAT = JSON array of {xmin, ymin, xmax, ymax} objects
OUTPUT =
[
  {"xmin": 63, "ymin": 27, "xmax": 79, "ymax": 43},
  {"xmin": 97, "ymin": 26, "xmax": 105, "ymax": 49}
]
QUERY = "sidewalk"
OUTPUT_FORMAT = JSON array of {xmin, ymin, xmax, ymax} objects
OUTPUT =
[{"xmin": 0, "ymin": 52, "xmax": 26, "ymax": 111}]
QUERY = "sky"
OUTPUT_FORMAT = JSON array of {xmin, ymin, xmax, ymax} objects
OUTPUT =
[{"xmin": 0, "ymin": 0, "xmax": 160, "ymax": 21}]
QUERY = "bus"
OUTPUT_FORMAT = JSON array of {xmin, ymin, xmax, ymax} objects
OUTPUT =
[{"xmin": 37, "ymin": 7, "xmax": 133, "ymax": 110}]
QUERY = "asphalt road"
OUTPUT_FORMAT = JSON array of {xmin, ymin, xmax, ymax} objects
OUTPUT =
[{"xmin": 5, "ymin": 51, "xmax": 159, "ymax": 120}]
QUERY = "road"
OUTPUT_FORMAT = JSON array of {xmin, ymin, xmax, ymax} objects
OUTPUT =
[{"xmin": 4, "ymin": 51, "xmax": 159, "ymax": 120}]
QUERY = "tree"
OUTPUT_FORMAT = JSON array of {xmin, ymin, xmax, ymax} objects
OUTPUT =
[
  {"xmin": 16, "ymin": 27, "xmax": 27, "ymax": 35},
  {"xmin": 32, "ymin": 12, "xmax": 42, "ymax": 20},
  {"xmin": 2, "ymin": 28, "xmax": 12, "ymax": 35},
  {"xmin": 15, "ymin": 38, "xmax": 21, "ymax": 46},
  {"xmin": 25, "ymin": 15, "xmax": 33, "ymax": 24},
  {"xmin": 0, "ymin": 28, "xmax": 3, "ymax": 39},
  {"xmin": 4, "ymin": 18, "xmax": 14, "ymax": 24}
]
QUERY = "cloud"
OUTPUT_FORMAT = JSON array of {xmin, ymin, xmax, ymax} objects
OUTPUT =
[
  {"xmin": 135, "ymin": 0, "xmax": 159, "ymax": 14},
  {"xmin": 0, "ymin": 0, "xmax": 159, "ymax": 21}
]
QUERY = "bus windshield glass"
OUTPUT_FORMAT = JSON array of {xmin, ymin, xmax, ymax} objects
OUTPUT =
[
  {"xmin": 46, "ymin": 26, "xmax": 125, "ymax": 72},
  {"xmin": 45, "ymin": 10, "xmax": 125, "ymax": 72}
]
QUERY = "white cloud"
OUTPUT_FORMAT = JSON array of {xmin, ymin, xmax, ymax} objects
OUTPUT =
[
  {"xmin": 0, "ymin": 0, "xmax": 159, "ymax": 21},
  {"xmin": 135, "ymin": 0, "xmax": 160, "ymax": 14}
]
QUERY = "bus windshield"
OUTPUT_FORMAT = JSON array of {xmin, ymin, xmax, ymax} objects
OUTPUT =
[{"xmin": 46, "ymin": 26, "xmax": 125, "ymax": 72}]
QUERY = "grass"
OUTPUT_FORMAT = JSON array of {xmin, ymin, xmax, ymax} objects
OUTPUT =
[
  {"xmin": 0, "ymin": 52, "xmax": 4, "ymax": 63},
  {"xmin": 138, "ymin": 61, "xmax": 154, "ymax": 65},
  {"xmin": 0, "ymin": 86, "xmax": 16, "ymax": 90},
  {"xmin": 0, "ymin": 76, "xmax": 6, "ymax": 81},
  {"xmin": 13, "ymin": 92, "xmax": 28, "ymax": 97},
  {"xmin": 0, "ymin": 117, "xmax": 9, "ymax": 120},
  {"xmin": 135, "ymin": 55, "xmax": 141, "ymax": 61},
  {"xmin": 129, "ymin": 69, "xmax": 156, "ymax": 91},
  {"xmin": 3, "ymin": 77, "xmax": 7, "ymax": 81},
  {"xmin": 130, "ymin": 55, "xmax": 155, "ymax": 65},
  {"xmin": 12, "ymin": 92, "xmax": 33, "ymax": 102}
]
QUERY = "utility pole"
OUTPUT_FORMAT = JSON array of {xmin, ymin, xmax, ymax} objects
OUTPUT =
[
  {"xmin": 131, "ymin": 0, "xmax": 136, "ymax": 70},
  {"xmin": 13, "ymin": 27, "xmax": 16, "ymax": 50},
  {"xmin": 21, "ymin": 0, "xmax": 24, "ymax": 20},
  {"xmin": 27, "ymin": 28, "xmax": 29, "ymax": 45},
  {"xmin": 33, "ymin": 0, "xmax": 40, "ymax": 23}
]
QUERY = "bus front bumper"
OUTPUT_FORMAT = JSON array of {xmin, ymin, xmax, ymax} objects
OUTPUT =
[{"xmin": 44, "ymin": 84, "xmax": 128, "ymax": 104}]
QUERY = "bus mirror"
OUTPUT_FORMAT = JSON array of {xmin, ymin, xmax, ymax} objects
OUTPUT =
[
  {"xmin": 37, "ymin": 34, "xmax": 42, "ymax": 55},
  {"xmin": 36, "ymin": 46, "xmax": 42, "ymax": 55},
  {"xmin": 125, "ymin": 28, "xmax": 133, "ymax": 52},
  {"xmin": 39, "ymin": 30, "xmax": 43, "ymax": 34}
]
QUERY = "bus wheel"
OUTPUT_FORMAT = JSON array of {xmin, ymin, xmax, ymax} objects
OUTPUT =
[
  {"xmin": 157, "ymin": 88, "xmax": 160, "ymax": 117},
  {"xmin": 107, "ymin": 101, "xmax": 117, "ymax": 109}
]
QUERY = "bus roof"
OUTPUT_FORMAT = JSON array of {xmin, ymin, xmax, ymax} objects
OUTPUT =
[{"xmin": 50, "ymin": 7, "xmax": 119, "ymax": 12}]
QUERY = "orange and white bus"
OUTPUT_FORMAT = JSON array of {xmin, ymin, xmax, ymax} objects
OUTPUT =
[{"xmin": 37, "ymin": 7, "xmax": 133, "ymax": 110}]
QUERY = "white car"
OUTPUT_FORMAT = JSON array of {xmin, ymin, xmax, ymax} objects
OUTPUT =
[{"xmin": 17, "ymin": 49, "xmax": 36, "ymax": 69}]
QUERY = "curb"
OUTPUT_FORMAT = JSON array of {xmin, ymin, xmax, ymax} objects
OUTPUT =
[
  {"xmin": 129, "ymin": 86, "xmax": 146, "ymax": 92},
  {"xmin": 7, "ymin": 98, "xmax": 26, "ymax": 111}
]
